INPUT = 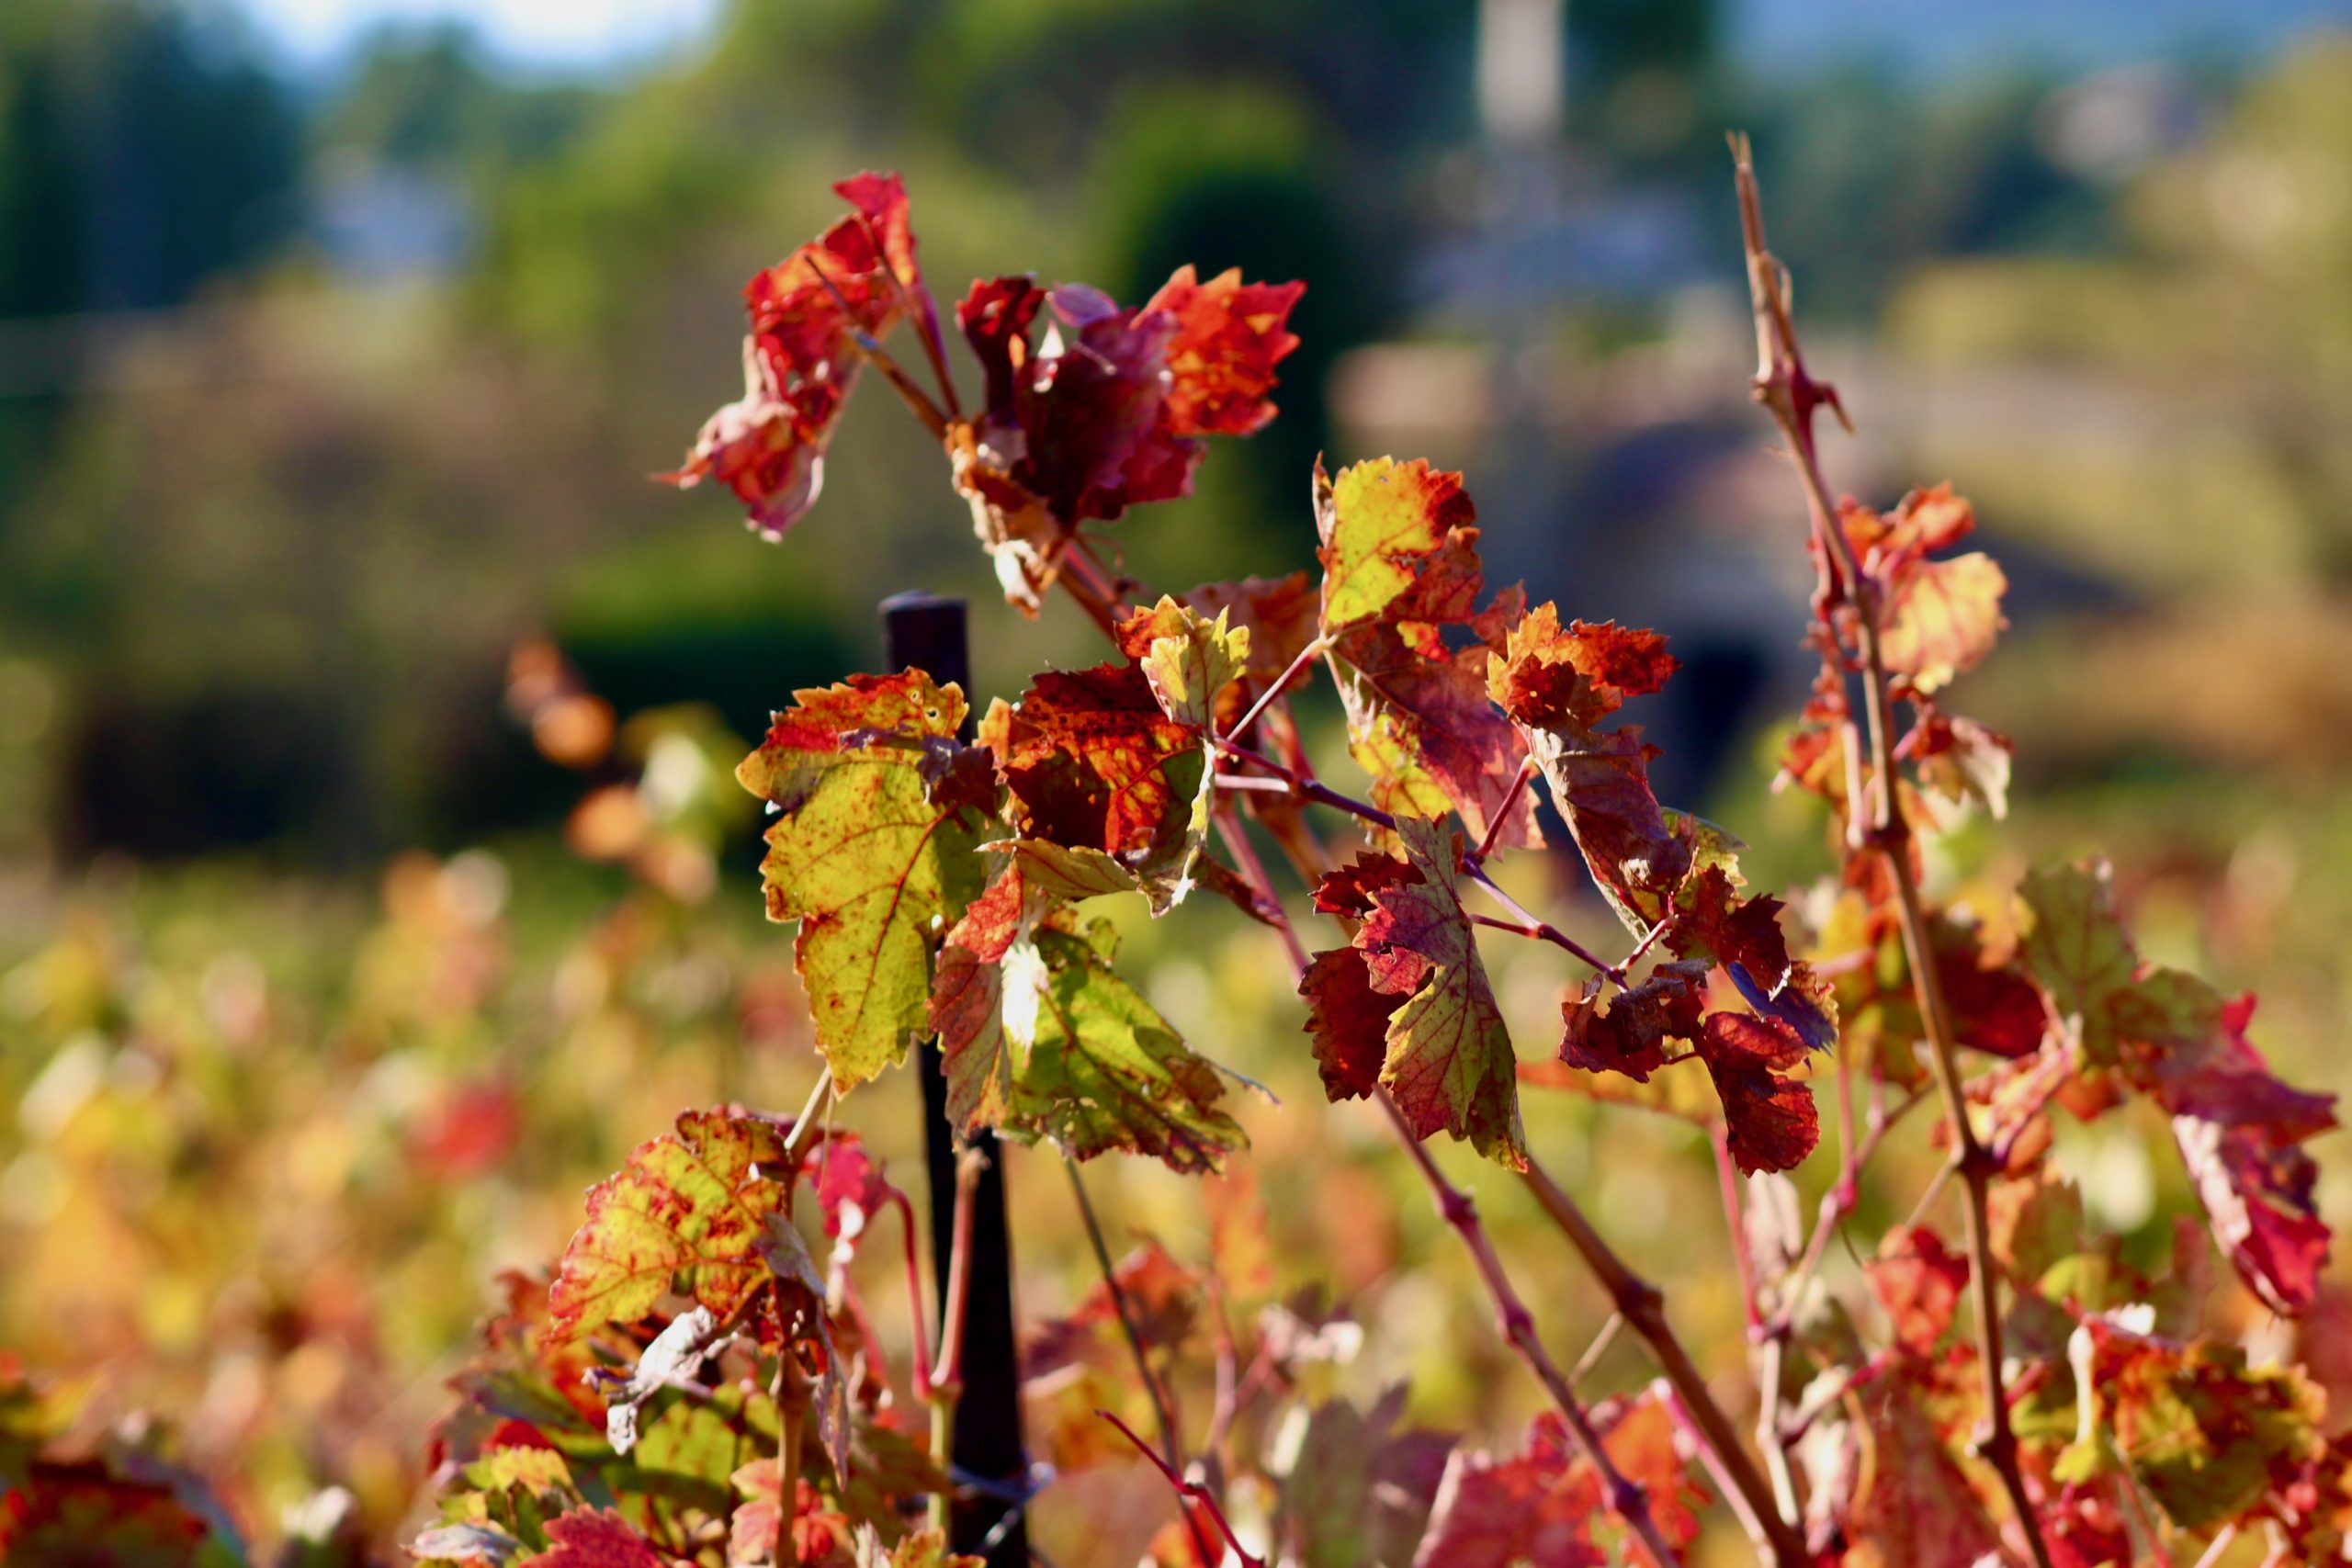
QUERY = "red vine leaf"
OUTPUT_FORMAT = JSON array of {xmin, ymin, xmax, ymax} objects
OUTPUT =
[
  {"xmin": 531, "ymin": 1509, "xmax": 672, "ymax": 1568},
  {"xmin": 1557, "ymin": 961, "xmax": 1706, "ymax": 1083},
  {"xmin": 1300, "ymin": 946, "xmax": 1401, "ymax": 1101},
  {"xmin": 982, "ymin": 610, "xmax": 1241, "ymax": 917},
  {"xmin": 1695, "ymin": 1012, "xmax": 1820, "ymax": 1175},
  {"xmin": 1413, "ymin": 1393, "xmax": 1699, "ymax": 1568},
  {"xmin": 1144, "ymin": 265, "xmax": 1306, "ymax": 437},
  {"xmin": 1413, "ymin": 1412, "xmax": 1603, "ymax": 1567},
  {"xmin": 948, "ymin": 273, "xmax": 1300, "ymax": 613},
  {"xmin": 1866, "ymin": 1224, "xmax": 1969, "ymax": 1356},
  {"xmin": 1302, "ymin": 816, "xmax": 1526, "ymax": 1168},
  {"xmin": 737, "ymin": 671, "xmax": 993, "ymax": 1090},
  {"xmin": 1833, "ymin": 484, "xmax": 2007, "ymax": 693},
  {"xmin": 1490, "ymin": 603, "xmax": 1690, "ymax": 927},
  {"xmin": 666, "ymin": 173, "xmax": 925, "ymax": 541},
  {"xmin": 1841, "ymin": 1371, "xmax": 2003, "ymax": 1568},
  {"xmin": 1668, "ymin": 867, "xmax": 1838, "ymax": 1052},
  {"xmin": 0, "ymin": 1462, "xmax": 220, "ymax": 1566}
]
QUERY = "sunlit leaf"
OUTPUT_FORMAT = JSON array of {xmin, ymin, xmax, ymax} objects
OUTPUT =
[
  {"xmin": 738, "ymin": 671, "xmax": 992, "ymax": 1090},
  {"xmin": 1305, "ymin": 816, "xmax": 1526, "ymax": 1169},
  {"xmin": 546, "ymin": 1110, "xmax": 789, "ymax": 1348}
]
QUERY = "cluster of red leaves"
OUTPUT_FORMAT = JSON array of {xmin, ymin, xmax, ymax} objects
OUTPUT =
[
  {"xmin": 665, "ymin": 175, "xmax": 926, "ymax": 541},
  {"xmin": 668, "ymin": 172, "xmax": 1303, "ymax": 620}
]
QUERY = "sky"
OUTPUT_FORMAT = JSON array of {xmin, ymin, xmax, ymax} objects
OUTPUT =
[{"xmin": 231, "ymin": 0, "xmax": 723, "ymax": 69}]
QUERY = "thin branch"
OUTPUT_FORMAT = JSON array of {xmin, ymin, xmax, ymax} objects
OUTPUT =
[
  {"xmin": 803, "ymin": 254, "xmax": 949, "ymax": 439},
  {"xmin": 1098, "ymin": 1409, "xmax": 1264, "ymax": 1568},
  {"xmin": 1473, "ymin": 755, "xmax": 1538, "ymax": 862},
  {"xmin": 1520, "ymin": 1160, "xmax": 1808, "ymax": 1566},
  {"xmin": 1377, "ymin": 1091, "xmax": 1684, "ymax": 1568},
  {"xmin": 926, "ymin": 1145, "xmax": 985, "ymax": 1536},
  {"xmin": 1062, "ymin": 1156, "xmax": 1187, "ymax": 1473},
  {"xmin": 888, "ymin": 1190, "xmax": 934, "ymax": 1404},
  {"xmin": 1224, "ymin": 633, "xmax": 1332, "ymax": 747},
  {"xmin": 1461, "ymin": 864, "xmax": 1625, "ymax": 980},
  {"xmin": 1710, "ymin": 1123, "xmax": 1763, "ymax": 1334},
  {"xmin": 1571, "ymin": 1311, "xmax": 1626, "ymax": 1389},
  {"xmin": 2188, "ymin": 1526, "xmax": 2238, "ymax": 1568},
  {"xmin": 782, "ymin": 1077, "xmax": 839, "ymax": 1179},
  {"xmin": 1660, "ymin": 1380, "xmax": 1784, "ymax": 1568},
  {"xmin": 1735, "ymin": 131, "xmax": 2053, "ymax": 1568},
  {"xmin": 853, "ymin": 209, "xmax": 963, "ymax": 423}
]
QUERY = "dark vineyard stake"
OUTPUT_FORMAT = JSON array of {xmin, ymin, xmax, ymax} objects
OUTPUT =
[{"xmin": 881, "ymin": 592, "xmax": 1031, "ymax": 1562}]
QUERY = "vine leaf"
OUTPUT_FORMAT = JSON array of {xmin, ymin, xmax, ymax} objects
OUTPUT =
[
  {"xmin": 949, "ymin": 272, "xmax": 1301, "ymax": 613},
  {"xmin": 1668, "ymin": 867, "xmax": 1837, "ymax": 1052},
  {"xmin": 1696, "ymin": 1011, "xmax": 1821, "ymax": 1175},
  {"xmin": 1558, "ymin": 960, "xmax": 1706, "ymax": 1083},
  {"xmin": 1412, "ymin": 1393, "xmax": 1704, "ymax": 1567},
  {"xmin": 1304, "ymin": 815, "xmax": 1526, "ymax": 1169},
  {"xmin": 2067, "ymin": 1312, "xmax": 2324, "ymax": 1532},
  {"xmin": 1841, "ymin": 1372, "xmax": 2004, "ymax": 1568},
  {"xmin": 547, "ymin": 1110, "xmax": 793, "ymax": 1349},
  {"xmin": 2020, "ymin": 861, "xmax": 2337, "ymax": 1312},
  {"xmin": 1489, "ymin": 602, "xmax": 1685, "ymax": 928},
  {"xmin": 1832, "ymin": 484, "xmax": 2007, "ymax": 693},
  {"xmin": 666, "ymin": 172, "xmax": 925, "ymax": 540},
  {"xmin": 1278, "ymin": 1387, "xmax": 1455, "ymax": 1568},
  {"xmin": 983, "ymin": 605, "xmax": 1246, "ymax": 918},
  {"xmin": 932, "ymin": 912, "xmax": 1244, "ymax": 1173},
  {"xmin": 1414, "ymin": 1412, "xmax": 1604, "ymax": 1568},
  {"xmin": 1315, "ymin": 458, "xmax": 1539, "ymax": 849},
  {"xmin": 1145, "ymin": 265, "xmax": 1307, "ymax": 437},
  {"xmin": 737, "ymin": 671, "xmax": 992, "ymax": 1092},
  {"xmin": 1181, "ymin": 571, "xmax": 1318, "ymax": 728},
  {"xmin": 531, "ymin": 1509, "xmax": 669, "ymax": 1568},
  {"xmin": 1866, "ymin": 1225, "xmax": 1968, "ymax": 1356}
]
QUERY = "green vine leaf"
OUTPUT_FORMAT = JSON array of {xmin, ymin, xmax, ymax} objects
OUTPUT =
[
  {"xmin": 737, "ymin": 671, "xmax": 993, "ymax": 1092},
  {"xmin": 933, "ymin": 899, "xmax": 1244, "ymax": 1172}
]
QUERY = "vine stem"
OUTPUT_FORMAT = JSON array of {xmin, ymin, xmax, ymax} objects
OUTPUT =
[
  {"xmin": 1375, "ymin": 1090, "xmax": 1684, "ymax": 1568},
  {"xmin": 1659, "ymin": 1380, "xmax": 1786, "ymax": 1567},
  {"xmin": 925, "ymin": 1145, "xmax": 984, "ymax": 1535},
  {"xmin": 1062, "ymin": 1156, "xmax": 1217, "ymax": 1567},
  {"xmin": 1060, "ymin": 1156, "xmax": 1186, "ymax": 1472},
  {"xmin": 1098, "ymin": 1409, "xmax": 1265, "ymax": 1568},
  {"xmin": 1518, "ymin": 1160, "xmax": 1807, "ymax": 1565},
  {"xmin": 1735, "ymin": 132, "xmax": 2054, "ymax": 1568},
  {"xmin": 889, "ymin": 1190, "xmax": 934, "ymax": 1404},
  {"xmin": 773, "ymin": 1073, "xmax": 839, "ymax": 1551}
]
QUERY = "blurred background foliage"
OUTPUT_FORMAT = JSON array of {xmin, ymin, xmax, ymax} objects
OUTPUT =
[{"xmin": 6, "ymin": 0, "xmax": 2352, "ymax": 1557}]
